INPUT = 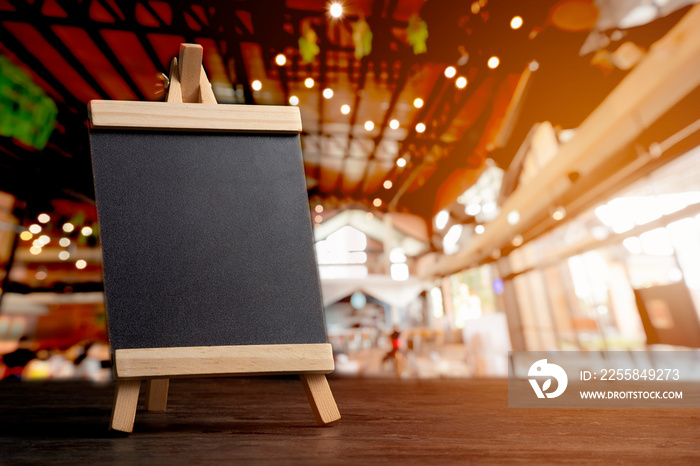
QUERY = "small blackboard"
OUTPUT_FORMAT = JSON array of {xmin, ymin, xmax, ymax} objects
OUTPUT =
[
  {"xmin": 87, "ymin": 44, "xmax": 339, "ymax": 434},
  {"xmin": 89, "ymin": 129, "xmax": 327, "ymax": 350}
]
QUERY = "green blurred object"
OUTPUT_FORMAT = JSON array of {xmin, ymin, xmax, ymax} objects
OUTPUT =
[
  {"xmin": 407, "ymin": 15, "xmax": 428, "ymax": 55},
  {"xmin": 0, "ymin": 55, "xmax": 57, "ymax": 150},
  {"xmin": 352, "ymin": 18, "xmax": 373, "ymax": 59},
  {"xmin": 298, "ymin": 22, "xmax": 320, "ymax": 64}
]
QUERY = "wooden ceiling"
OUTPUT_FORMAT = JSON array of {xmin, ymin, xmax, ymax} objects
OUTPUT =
[{"xmin": 0, "ymin": 0, "xmax": 690, "ymax": 230}]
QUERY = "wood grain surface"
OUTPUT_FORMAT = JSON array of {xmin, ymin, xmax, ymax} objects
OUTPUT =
[
  {"xmin": 300, "ymin": 373, "xmax": 341, "ymax": 425},
  {"xmin": 1, "ymin": 377, "xmax": 698, "ymax": 464},
  {"xmin": 109, "ymin": 379, "xmax": 141, "ymax": 433},
  {"xmin": 114, "ymin": 344, "xmax": 335, "ymax": 378},
  {"xmin": 88, "ymin": 100, "xmax": 302, "ymax": 132},
  {"xmin": 145, "ymin": 379, "xmax": 169, "ymax": 412}
]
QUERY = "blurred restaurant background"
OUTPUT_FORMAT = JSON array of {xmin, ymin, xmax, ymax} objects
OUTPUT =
[{"xmin": 1, "ymin": 0, "xmax": 700, "ymax": 381}]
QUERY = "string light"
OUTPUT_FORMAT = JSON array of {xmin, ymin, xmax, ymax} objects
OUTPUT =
[
  {"xmin": 29, "ymin": 246, "xmax": 42, "ymax": 255},
  {"xmin": 510, "ymin": 16, "xmax": 523, "ymax": 30},
  {"xmin": 415, "ymin": 122, "xmax": 426, "ymax": 133},
  {"xmin": 383, "ymin": 180, "xmax": 393, "ymax": 189},
  {"xmin": 314, "ymin": 214, "xmax": 323, "ymax": 223},
  {"xmin": 59, "ymin": 238, "xmax": 71, "ymax": 247},
  {"xmin": 29, "ymin": 224, "xmax": 42, "ymax": 234},
  {"xmin": 456, "ymin": 76, "xmax": 468, "ymax": 89},
  {"xmin": 329, "ymin": 2, "xmax": 343, "ymax": 18},
  {"xmin": 373, "ymin": 198, "xmax": 382, "ymax": 207},
  {"xmin": 396, "ymin": 157, "xmax": 407, "ymax": 168},
  {"xmin": 38, "ymin": 213, "xmax": 50, "ymax": 223},
  {"xmin": 289, "ymin": 95, "xmax": 299, "ymax": 105},
  {"xmin": 435, "ymin": 210, "xmax": 449, "ymax": 230},
  {"xmin": 364, "ymin": 121, "xmax": 375, "ymax": 131},
  {"xmin": 475, "ymin": 224, "xmax": 485, "ymax": 234},
  {"xmin": 63, "ymin": 223, "xmax": 74, "ymax": 233},
  {"xmin": 304, "ymin": 77, "xmax": 315, "ymax": 88},
  {"xmin": 323, "ymin": 88, "xmax": 334, "ymax": 99},
  {"xmin": 315, "ymin": 205, "xmax": 324, "ymax": 213},
  {"xmin": 389, "ymin": 119, "xmax": 399, "ymax": 130},
  {"xmin": 81, "ymin": 226, "xmax": 93, "ymax": 236},
  {"xmin": 275, "ymin": 53, "xmax": 286, "ymax": 66},
  {"xmin": 488, "ymin": 56, "xmax": 500, "ymax": 69},
  {"xmin": 466, "ymin": 203, "xmax": 481, "ymax": 216},
  {"xmin": 444, "ymin": 66, "xmax": 456, "ymax": 78},
  {"xmin": 507, "ymin": 210, "xmax": 520, "ymax": 225},
  {"xmin": 59, "ymin": 251, "xmax": 70, "ymax": 260},
  {"xmin": 251, "ymin": 80, "xmax": 262, "ymax": 91},
  {"xmin": 341, "ymin": 104, "xmax": 350, "ymax": 114},
  {"xmin": 76, "ymin": 260, "xmax": 87, "ymax": 269},
  {"xmin": 38, "ymin": 235, "xmax": 50, "ymax": 245},
  {"xmin": 552, "ymin": 207, "xmax": 566, "ymax": 221},
  {"xmin": 413, "ymin": 98, "xmax": 424, "ymax": 108},
  {"xmin": 20, "ymin": 231, "xmax": 33, "ymax": 241},
  {"xmin": 512, "ymin": 235, "xmax": 524, "ymax": 247}
]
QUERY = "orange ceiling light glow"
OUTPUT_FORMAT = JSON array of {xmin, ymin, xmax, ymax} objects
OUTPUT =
[
  {"xmin": 329, "ymin": 2, "xmax": 343, "ymax": 18},
  {"xmin": 456, "ymin": 76, "xmax": 467, "ymax": 89},
  {"xmin": 510, "ymin": 16, "xmax": 523, "ymax": 29},
  {"xmin": 444, "ymin": 66, "xmax": 457, "ymax": 78},
  {"xmin": 487, "ymin": 56, "xmax": 500, "ymax": 69}
]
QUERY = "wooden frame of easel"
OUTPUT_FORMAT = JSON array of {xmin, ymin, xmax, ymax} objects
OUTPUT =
[{"xmin": 92, "ymin": 44, "xmax": 340, "ymax": 434}]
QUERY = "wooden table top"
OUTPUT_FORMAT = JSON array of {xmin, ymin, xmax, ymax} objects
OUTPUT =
[{"xmin": 1, "ymin": 376, "xmax": 698, "ymax": 464}]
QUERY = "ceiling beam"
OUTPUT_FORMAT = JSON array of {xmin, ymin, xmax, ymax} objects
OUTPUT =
[
  {"xmin": 7, "ymin": 0, "xmax": 111, "ymax": 100},
  {"xmin": 425, "ymin": 3, "xmax": 700, "ymax": 278},
  {"xmin": 54, "ymin": 0, "xmax": 147, "ymax": 100},
  {"xmin": 0, "ymin": 23, "xmax": 85, "ymax": 111}
]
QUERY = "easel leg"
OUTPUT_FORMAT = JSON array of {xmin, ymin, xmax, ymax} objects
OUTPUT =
[
  {"xmin": 145, "ymin": 379, "xmax": 170, "ymax": 412},
  {"xmin": 300, "ymin": 374, "xmax": 341, "ymax": 425},
  {"xmin": 110, "ymin": 379, "xmax": 141, "ymax": 433}
]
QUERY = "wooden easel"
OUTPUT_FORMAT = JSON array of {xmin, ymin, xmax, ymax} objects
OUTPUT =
[{"xmin": 108, "ymin": 44, "xmax": 340, "ymax": 434}]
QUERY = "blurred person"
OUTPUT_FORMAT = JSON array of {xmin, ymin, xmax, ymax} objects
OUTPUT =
[
  {"xmin": 74, "ymin": 341, "xmax": 111, "ymax": 382},
  {"xmin": 24, "ymin": 349, "xmax": 51, "ymax": 380},
  {"xmin": 404, "ymin": 332, "xmax": 419, "ymax": 377},
  {"xmin": 1, "ymin": 336, "xmax": 36, "ymax": 381},
  {"xmin": 382, "ymin": 326, "xmax": 403, "ymax": 376},
  {"xmin": 47, "ymin": 350, "xmax": 76, "ymax": 380}
]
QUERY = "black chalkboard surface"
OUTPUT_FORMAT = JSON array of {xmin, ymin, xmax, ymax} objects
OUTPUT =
[{"xmin": 90, "ymin": 130, "xmax": 327, "ymax": 350}]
